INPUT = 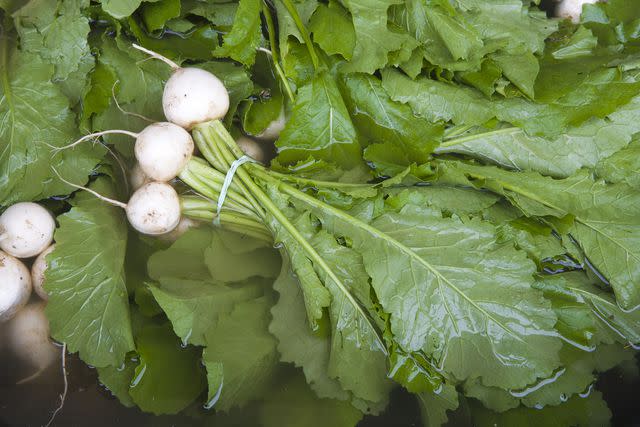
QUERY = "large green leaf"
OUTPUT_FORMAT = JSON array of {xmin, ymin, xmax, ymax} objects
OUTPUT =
[
  {"xmin": 279, "ymin": 184, "xmax": 563, "ymax": 390},
  {"xmin": 339, "ymin": 0, "xmax": 410, "ymax": 73},
  {"xmin": 309, "ymin": 0, "xmax": 355, "ymax": 60},
  {"xmin": 276, "ymin": 71, "xmax": 363, "ymax": 170},
  {"xmin": 203, "ymin": 295, "xmax": 279, "ymax": 411},
  {"xmin": 436, "ymin": 95, "xmax": 640, "ymax": 177},
  {"xmin": 214, "ymin": 0, "xmax": 262, "ymax": 66},
  {"xmin": 129, "ymin": 321, "xmax": 206, "ymax": 414},
  {"xmin": 45, "ymin": 178, "xmax": 134, "ymax": 367},
  {"xmin": 341, "ymin": 73, "xmax": 442, "ymax": 166},
  {"xmin": 0, "ymin": 45, "xmax": 102, "ymax": 204},
  {"xmin": 259, "ymin": 372, "xmax": 363, "ymax": 427},
  {"xmin": 438, "ymin": 161, "xmax": 640, "ymax": 310}
]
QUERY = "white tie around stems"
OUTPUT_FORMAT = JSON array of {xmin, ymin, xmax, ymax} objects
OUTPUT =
[{"xmin": 214, "ymin": 155, "xmax": 256, "ymax": 226}]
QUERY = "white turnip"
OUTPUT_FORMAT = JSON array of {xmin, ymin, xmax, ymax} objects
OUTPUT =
[
  {"xmin": 256, "ymin": 108, "xmax": 286, "ymax": 140},
  {"xmin": 56, "ymin": 122, "xmax": 194, "ymax": 183},
  {"xmin": 56, "ymin": 175, "xmax": 182, "ymax": 236},
  {"xmin": 555, "ymin": 0, "xmax": 599, "ymax": 22},
  {"xmin": 31, "ymin": 244, "xmax": 56, "ymax": 301},
  {"xmin": 0, "ymin": 202, "xmax": 55, "ymax": 259},
  {"xmin": 237, "ymin": 136, "xmax": 269, "ymax": 164},
  {"xmin": 129, "ymin": 163, "xmax": 151, "ymax": 192},
  {"xmin": 7, "ymin": 302, "xmax": 59, "ymax": 381},
  {"xmin": 0, "ymin": 251, "xmax": 32, "ymax": 322},
  {"xmin": 132, "ymin": 44, "xmax": 230, "ymax": 130},
  {"xmin": 126, "ymin": 182, "xmax": 182, "ymax": 235}
]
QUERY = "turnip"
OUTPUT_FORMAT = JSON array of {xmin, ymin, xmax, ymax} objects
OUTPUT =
[
  {"xmin": 0, "ymin": 251, "xmax": 32, "ymax": 322},
  {"xmin": 555, "ymin": 0, "xmax": 599, "ymax": 22},
  {"xmin": 130, "ymin": 163, "xmax": 152, "ymax": 192},
  {"xmin": 126, "ymin": 182, "xmax": 182, "ymax": 235},
  {"xmin": 132, "ymin": 44, "xmax": 230, "ymax": 130},
  {"xmin": 237, "ymin": 136, "xmax": 270, "ymax": 164},
  {"xmin": 56, "ymin": 174, "xmax": 182, "ymax": 236},
  {"xmin": 7, "ymin": 302, "xmax": 59, "ymax": 382},
  {"xmin": 56, "ymin": 122, "xmax": 194, "ymax": 182},
  {"xmin": 0, "ymin": 202, "xmax": 55, "ymax": 259},
  {"xmin": 256, "ymin": 108, "xmax": 286, "ymax": 140},
  {"xmin": 31, "ymin": 244, "xmax": 56, "ymax": 301}
]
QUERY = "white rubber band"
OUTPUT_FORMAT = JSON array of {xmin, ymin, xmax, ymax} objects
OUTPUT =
[{"xmin": 214, "ymin": 155, "xmax": 255, "ymax": 226}]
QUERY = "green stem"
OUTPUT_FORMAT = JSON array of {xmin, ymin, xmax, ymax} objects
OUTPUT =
[
  {"xmin": 277, "ymin": 0, "xmax": 320, "ymax": 70},
  {"xmin": 182, "ymin": 210, "xmax": 273, "ymax": 243},
  {"xmin": 262, "ymin": 3, "xmax": 295, "ymax": 102},
  {"xmin": 179, "ymin": 165, "xmax": 256, "ymax": 214},
  {"xmin": 437, "ymin": 127, "xmax": 520, "ymax": 149},
  {"xmin": 252, "ymin": 167, "xmax": 375, "ymax": 192},
  {"xmin": 210, "ymin": 129, "xmax": 386, "ymax": 352},
  {"xmin": 180, "ymin": 195, "xmax": 260, "ymax": 221}
]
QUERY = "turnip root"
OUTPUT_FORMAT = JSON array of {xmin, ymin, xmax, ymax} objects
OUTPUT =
[
  {"xmin": 126, "ymin": 182, "xmax": 182, "ymax": 235},
  {"xmin": 132, "ymin": 44, "xmax": 230, "ymax": 130},
  {"xmin": 0, "ymin": 251, "xmax": 32, "ymax": 322},
  {"xmin": 0, "ymin": 202, "xmax": 55, "ymax": 259},
  {"xmin": 237, "ymin": 136, "xmax": 269, "ymax": 164},
  {"xmin": 555, "ymin": 0, "xmax": 599, "ymax": 22},
  {"xmin": 7, "ymin": 302, "xmax": 59, "ymax": 381},
  {"xmin": 31, "ymin": 245, "xmax": 55, "ymax": 301}
]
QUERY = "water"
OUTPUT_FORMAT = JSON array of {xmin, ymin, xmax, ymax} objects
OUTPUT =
[{"xmin": 1, "ymin": 332, "xmax": 639, "ymax": 427}]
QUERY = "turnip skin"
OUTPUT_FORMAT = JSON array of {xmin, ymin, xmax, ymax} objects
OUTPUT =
[
  {"xmin": 7, "ymin": 302, "xmax": 59, "ymax": 377},
  {"xmin": 0, "ymin": 251, "xmax": 32, "ymax": 322},
  {"xmin": 130, "ymin": 163, "xmax": 152, "ymax": 193},
  {"xmin": 163, "ymin": 68, "xmax": 230, "ymax": 130},
  {"xmin": 0, "ymin": 202, "xmax": 55, "ymax": 259},
  {"xmin": 237, "ymin": 136, "xmax": 269, "ymax": 164},
  {"xmin": 255, "ymin": 108, "xmax": 286, "ymax": 140},
  {"xmin": 135, "ymin": 122, "xmax": 194, "ymax": 182},
  {"xmin": 126, "ymin": 182, "xmax": 182, "ymax": 235},
  {"xmin": 555, "ymin": 0, "xmax": 599, "ymax": 23},
  {"xmin": 31, "ymin": 245, "xmax": 56, "ymax": 301}
]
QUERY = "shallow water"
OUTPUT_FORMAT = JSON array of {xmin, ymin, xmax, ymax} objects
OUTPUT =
[{"xmin": 1, "ymin": 326, "xmax": 639, "ymax": 427}]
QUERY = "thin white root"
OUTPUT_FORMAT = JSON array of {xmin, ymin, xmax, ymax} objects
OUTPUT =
[
  {"xmin": 51, "ymin": 130, "xmax": 138, "ymax": 152},
  {"xmin": 102, "ymin": 144, "xmax": 130, "ymax": 194},
  {"xmin": 52, "ymin": 167, "xmax": 128, "ymax": 209},
  {"xmin": 111, "ymin": 81, "xmax": 155, "ymax": 123},
  {"xmin": 131, "ymin": 43, "xmax": 180, "ymax": 71},
  {"xmin": 45, "ymin": 343, "xmax": 68, "ymax": 427},
  {"xmin": 257, "ymin": 47, "xmax": 273, "ymax": 56},
  {"xmin": 16, "ymin": 368, "xmax": 46, "ymax": 385}
]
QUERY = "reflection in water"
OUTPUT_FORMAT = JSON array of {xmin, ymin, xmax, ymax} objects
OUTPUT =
[{"xmin": 1, "ymin": 317, "xmax": 639, "ymax": 427}]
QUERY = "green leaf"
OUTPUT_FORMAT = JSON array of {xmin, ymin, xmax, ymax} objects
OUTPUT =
[
  {"xmin": 381, "ymin": 69, "xmax": 493, "ymax": 127},
  {"xmin": 309, "ymin": 0, "xmax": 355, "ymax": 60},
  {"xmin": 81, "ymin": 61, "xmax": 118, "ymax": 129},
  {"xmin": 97, "ymin": 354, "xmax": 137, "ymax": 407},
  {"xmin": 148, "ymin": 227, "xmax": 214, "ymax": 281},
  {"xmin": 141, "ymin": 0, "xmax": 181, "ymax": 31},
  {"xmin": 438, "ymin": 161, "xmax": 640, "ymax": 310},
  {"xmin": 339, "ymin": 0, "xmax": 409, "ymax": 73},
  {"xmin": 203, "ymin": 295, "xmax": 279, "ymax": 411},
  {"xmin": 436, "ymin": 94, "xmax": 640, "ymax": 177},
  {"xmin": 269, "ymin": 258, "xmax": 350, "ymax": 400},
  {"xmin": 149, "ymin": 278, "xmax": 266, "ymax": 346},
  {"xmin": 45, "ymin": 178, "xmax": 134, "ymax": 367},
  {"xmin": 101, "ymin": 0, "xmax": 143, "ymax": 19},
  {"xmin": 288, "ymin": 186, "xmax": 563, "ymax": 390},
  {"xmin": 13, "ymin": 0, "xmax": 92, "ymax": 82},
  {"xmin": 214, "ymin": 0, "xmax": 262, "ymax": 66},
  {"xmin": 259, "ymin": 372, "xmax": 364, "ymax": 427},
  {"xmin": 129, "ymin": 321, "xmax": 206, "ymax": 414},
  {"xmin": 341, "ymin": 73, "xmax": 442, "ymax": 166},
  {"xmin": 491, "ymin": 52, "xmax": 539, "ymax": 99},
  {"xmin": 596, "ymin": 136, "xmax": 640, "ymax": 188},
  {"xmin": 0, "ymin": 46, "xmax": 103, "ymax": 204},
  {"xmin": 469, "ymin": 391, "xmax": 612, "ymax": 427},
  {"xmin": 276, "ymin": 71, "xmax": 363, "ymax": 170},
  {"xmin": 417, "ymin": 385, "xmax": 459, "ymax": 427}
]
